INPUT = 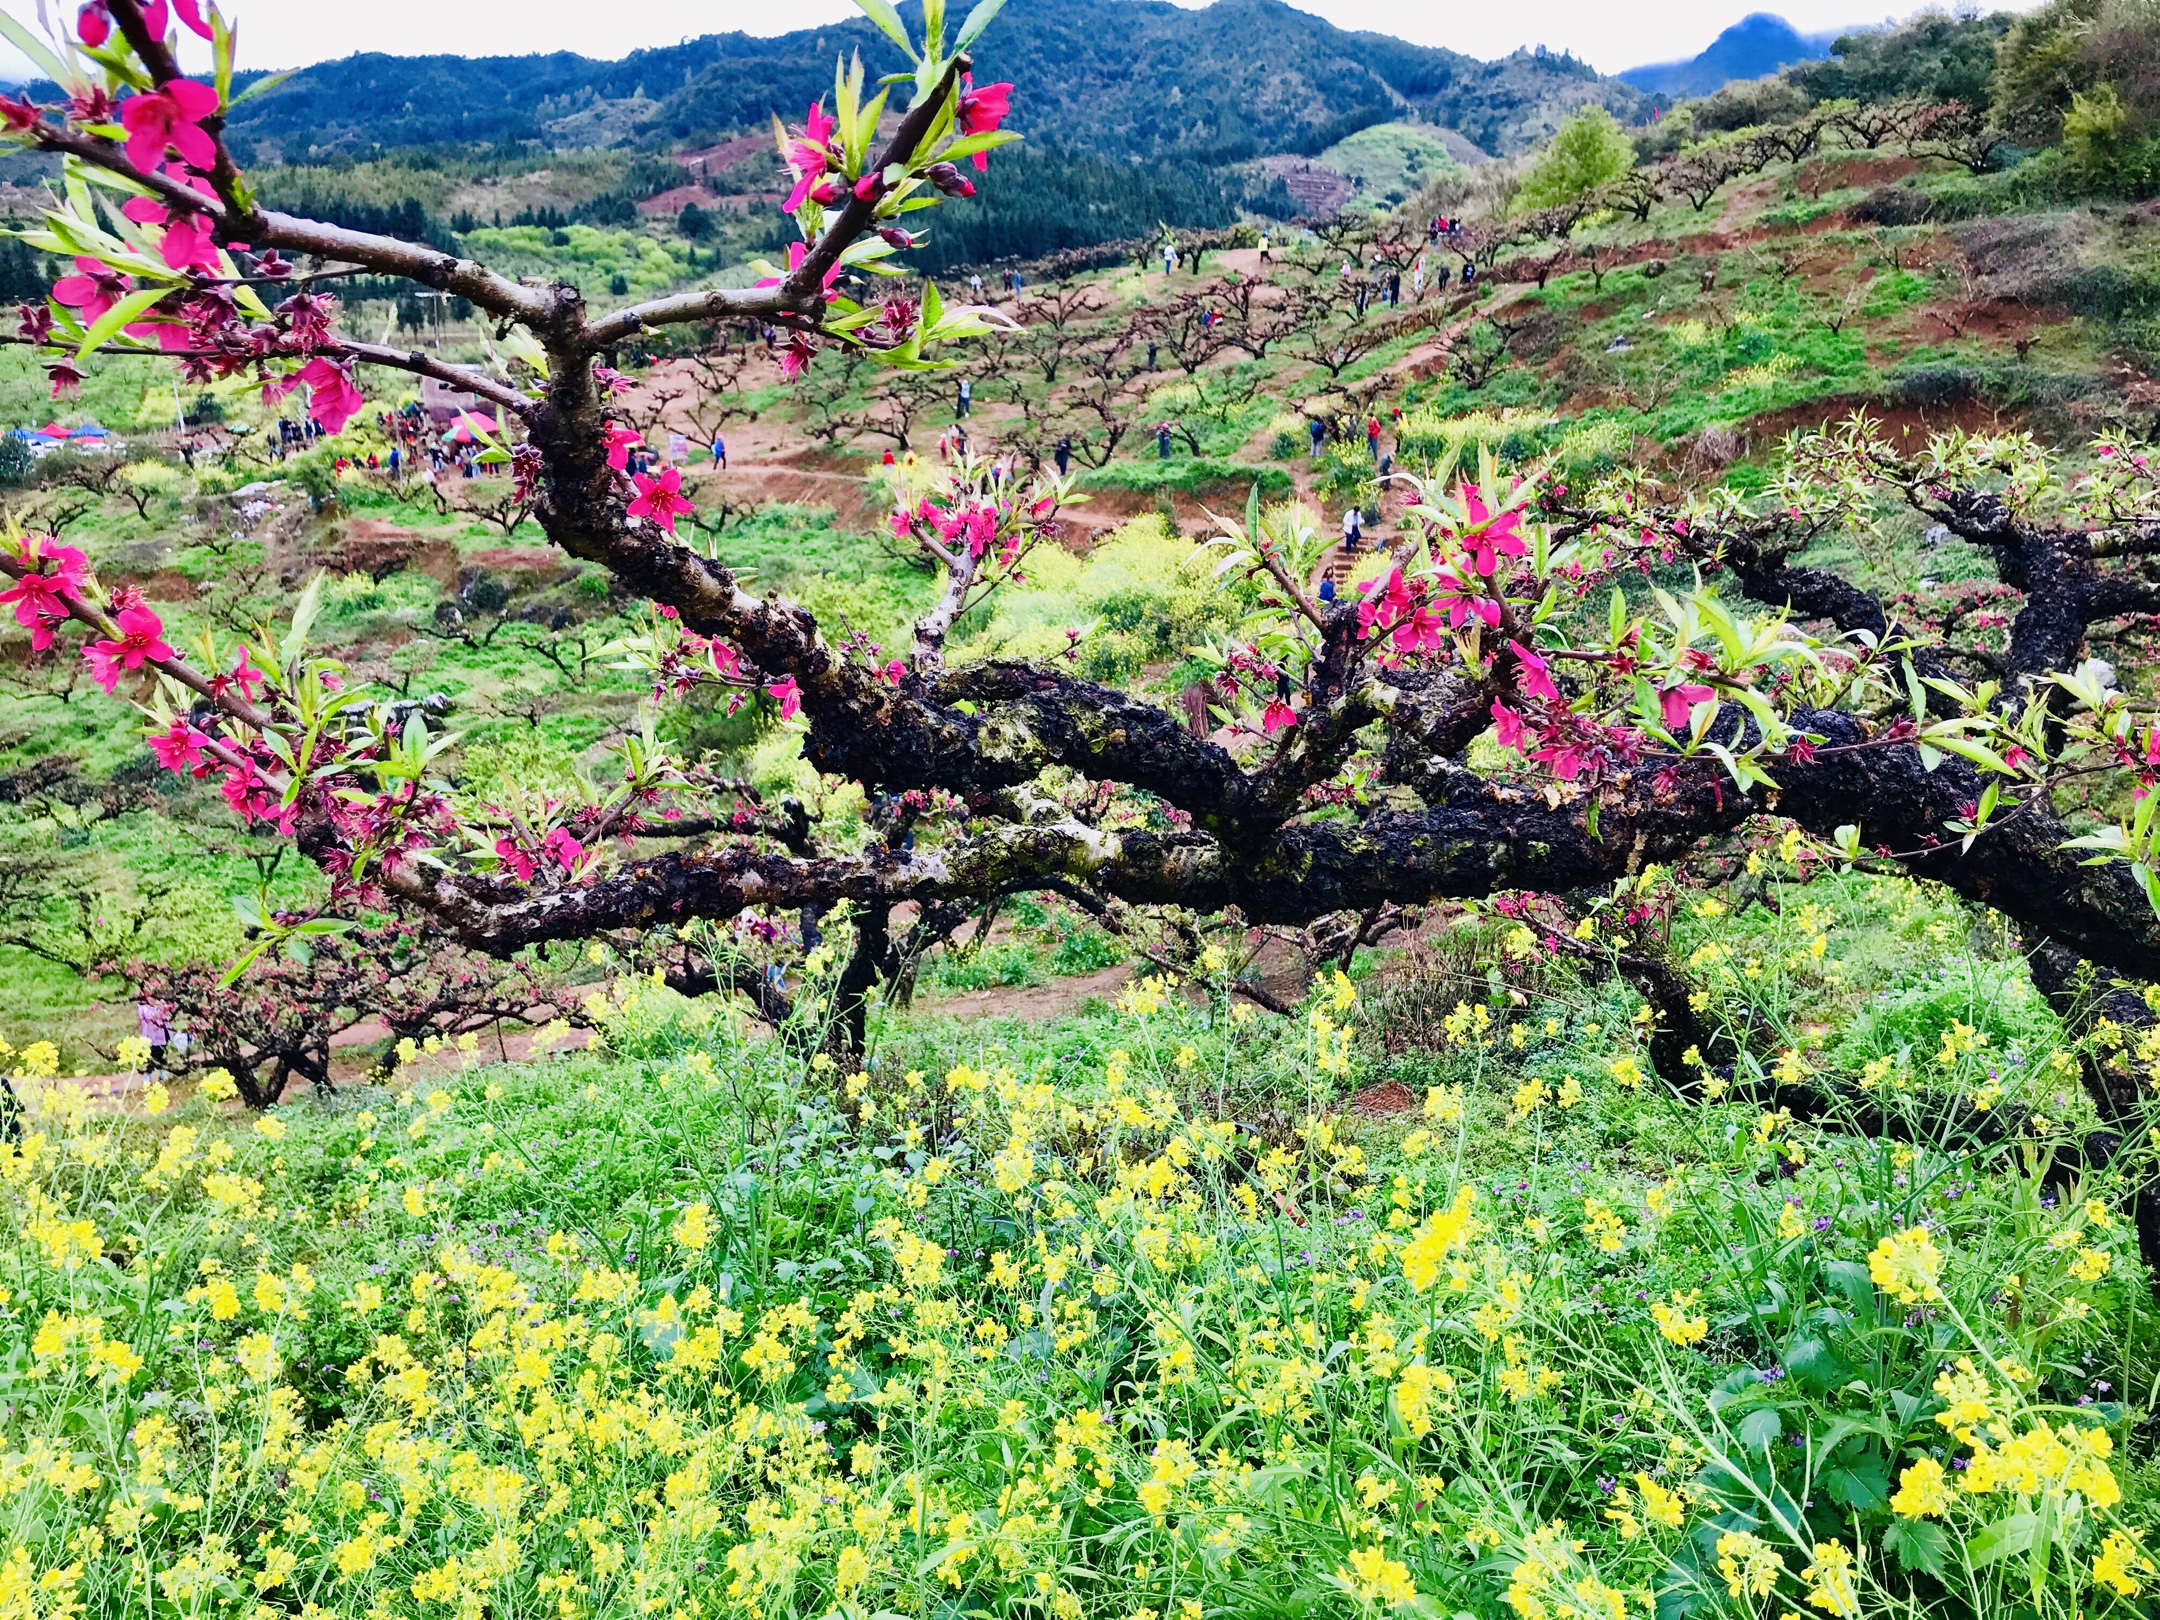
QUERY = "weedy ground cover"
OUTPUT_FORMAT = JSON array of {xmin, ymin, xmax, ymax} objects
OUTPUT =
[{"xmin": 3, "ymin": 864, "xmax": 2154, "ymax": 1620}]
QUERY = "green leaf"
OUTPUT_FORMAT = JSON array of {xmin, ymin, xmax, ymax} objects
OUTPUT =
[
  {"xmin": 954, "ymin": 0, "xmax": 1008, "ymax": 50},
  {"xmin": 852, "ymin": 0, "xmax": 916, "ymax": 58},
  {"xmin": 228, "ymin": 68, "xmax": 292, "ymax": 107},
  {"xmin": 2139, "ymin": 862, "xmax": 2160, "ymax": 919},
  {"xmin": 76, "ymin": 286, "xmax": 172, "ymax": 360},
  {"xmin": 1883, "ymin": 1519, "xmax": 1949, "ymax": 1577},
  {"xmin": 1966, "ymin": 1511, "xmax": 2037, "ymax": 1569},
  {"xmin": 212, "ymin": 5, "xmax": 236, "ymax": 104},
  {"xmin": 1736, "ymin": 1406, "xmax": 1782, "ymax": 1450},
  {"xmin": 1781, "ymin": 1336, "xmax": 1847, "ymax": 1396},
  {"xmin": 937, "ymin": 129, "xmax": 1017, "ymax": 165},
  {"xmin": 1820, "ymin": 1453, "xmax": 1889, "ymax": 1511},
  {"xmin": 284, "ymin": 571, "xmax": 327, "ymax": 663},
  {"xmin": 0, "ymin": 11, "xmax": 69, "ymax": 87},
  {"xmin": 1925, "ymin": 733, "xmax": 2011, "ymax": 774},
  {"xmin": 218, "ymin": 937, "xmax": 274, "ymax": 987}
]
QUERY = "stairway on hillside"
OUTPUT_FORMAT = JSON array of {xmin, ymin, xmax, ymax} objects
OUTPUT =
[{"xmin": 1311, "ymin": 535, "xmax": 1415, "ymax": 600}]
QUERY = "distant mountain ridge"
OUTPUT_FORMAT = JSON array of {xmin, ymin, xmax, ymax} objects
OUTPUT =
[
  {"xmin": 1620, "ymin": 13, "xmax": 1840, "ymax": 97},
  {"xmin": 214, "ymin": 0, "xmax": 1647, "ymax": 164}
]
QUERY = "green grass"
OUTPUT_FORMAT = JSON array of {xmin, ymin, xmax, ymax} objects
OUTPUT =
[
  {"xmin": 1076, "ymin": 457, "xmax": 1292, "ymax": 498},
  {"xmin": 0, "ymin": 865, "xmax": 2150, "ymax": 1620}
]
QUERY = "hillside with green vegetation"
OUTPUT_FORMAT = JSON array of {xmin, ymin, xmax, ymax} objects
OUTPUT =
[
  {"xmin": 206, "ymin": 0, "xmax": 1642, "ymax": 164},
  {"xmin": 1314, "ymin": 123, "xmax": 1464, "ymax": 211}
]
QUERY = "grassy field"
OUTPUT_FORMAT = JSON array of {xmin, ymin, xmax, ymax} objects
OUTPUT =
[{"xmin": 1, "ymin": 854, "xmax": 2150, "ymax": 1620}]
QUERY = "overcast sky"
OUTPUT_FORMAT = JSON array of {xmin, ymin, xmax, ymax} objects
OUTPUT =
[{"xmin": 4, "ymin": 0, "xmax": 2011, "ymax": 86}]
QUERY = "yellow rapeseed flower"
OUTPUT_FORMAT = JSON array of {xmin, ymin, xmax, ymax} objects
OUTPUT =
[
  {"xmin": 1889, "ymin": 1457, "xmax": 1951, "ymax": 1518},
  {"xmin": 1867, "ymin": 1227, "xmax": 1943, "ymax": 1303},
  {"xmin": 2095, "ymin": 1529, "xmax": 2151, "ymax": 1597}
]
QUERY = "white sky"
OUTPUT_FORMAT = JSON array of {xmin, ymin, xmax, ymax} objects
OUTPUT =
[{"xmin": 1, "ymin": 0, "xmax": 2014, "ymax": 86}]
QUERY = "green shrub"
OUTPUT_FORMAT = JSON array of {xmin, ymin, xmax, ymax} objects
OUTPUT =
[
  {"xmin": 927, "ymin": 939, "xmax": 1039, "ymax": 992},
  {"xmin": 1076, "ymin": 458, "xmax": 1291, "ymax": 497},
  {"xmin": 1048, "ymin": 926, "xmax": 1125, "ymax": 976}
]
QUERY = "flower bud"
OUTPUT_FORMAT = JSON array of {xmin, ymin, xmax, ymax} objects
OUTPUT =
[{"xmin": 924, "ymin": 162, "xmax": 976, "ymax": 198}]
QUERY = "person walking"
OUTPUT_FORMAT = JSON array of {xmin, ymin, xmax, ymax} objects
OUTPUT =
[
  {"xmin": 1157, "ymin": 422, "xmax": 1173, "ymax": 461},
  {"xmin": 387, "ymin": 443, "xmax": 402, "ymax": 480},
  {"xmin": 1342, "ymin": 505, "xmax": 1362, "ymax": 551},
  {"xmin": 1366, "ymin": 415, "xmax": 1381, "ymax": 461},
  {"xmin": 957, "ymin": 377, "xmax": 971, "ymax": 418},
  {"xmin": 1388, "ymin": 270, "xmax": 1401, "ymax": 306},
  {"xmin": 1308, "ymin": 417, "xmax": 1325, "ymax": 459},
  {"xmin": 1378, "ymin": 449, "xmax": 1393, "ymax": 492},
  {"xmin": 1258, "ymin": 231, "xmax": 1271, "ymax": 263},
  {"xmin": 1055, "ymin": 435, "xmax": 1071, "ymax": 476},
  {"xmin": 713, "ymin": 434, "xmax": 726, "ymax": 469},
  {"xmin": 137, "ymin": 1000, "xmax": 171, "ymax": 1071},
  {"xmin": 1461, "ymin": 261, "xmax": 1477, "ymax": 290},
  {"xmin": 1413, "ymin": 256, "xmax": 1424, "ymax": 300},
  {"xmin": 1162, "ymin": 241, "xmax": 1176, "ymax": 277}
]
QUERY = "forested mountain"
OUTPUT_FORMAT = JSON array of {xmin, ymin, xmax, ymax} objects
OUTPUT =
[
  {"xmin": 1620, "ymin": 13, "xmax": 1833, "ymax": 96},
  {"xmin": 216, "ymin": 0, "xmax": 1646, "ymax": 163}
]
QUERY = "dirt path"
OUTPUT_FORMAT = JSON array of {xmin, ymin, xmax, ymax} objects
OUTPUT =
[{"xmin": 911, "ymin": 964, "xmax": 1134, "ymax": 1022}]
